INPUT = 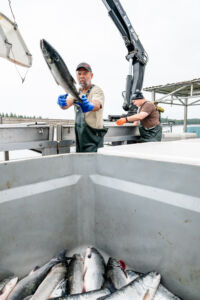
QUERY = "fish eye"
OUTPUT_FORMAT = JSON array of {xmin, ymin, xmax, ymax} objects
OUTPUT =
[{"xmin": 88, "ymin": 254, "xmax": 92, "ymax": 259}]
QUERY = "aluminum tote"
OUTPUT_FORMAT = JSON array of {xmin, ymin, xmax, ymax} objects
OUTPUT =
[{"xmin": 0, "ymin": 146, "xmax": 200, "ymax": 299}]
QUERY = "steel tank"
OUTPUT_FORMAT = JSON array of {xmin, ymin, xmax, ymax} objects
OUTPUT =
[{"xmin": 0, "ymin": 152, "xmax": 199, "ymax": 299}]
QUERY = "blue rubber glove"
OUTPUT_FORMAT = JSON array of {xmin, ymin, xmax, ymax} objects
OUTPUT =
[
  {"xmin": 57, "ymin": 93, "xmax": 68, "ymax": 107},
  {"xmin": 77, "ymin": 95, "xmax": 94, "ymax": 113}
]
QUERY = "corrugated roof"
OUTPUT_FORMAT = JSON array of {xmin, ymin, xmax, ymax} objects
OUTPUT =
[{"xmin": 144, "ymin": 78, "xmax": 200, "ymax": 97}]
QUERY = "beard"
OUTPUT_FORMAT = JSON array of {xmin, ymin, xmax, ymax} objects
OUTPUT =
[{"xmin": 79, "ymin": 79, "xmax": 91, "ymax": 89}]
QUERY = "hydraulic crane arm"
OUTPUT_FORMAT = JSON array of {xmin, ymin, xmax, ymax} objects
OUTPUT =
[{"xmin": 102, "ymin": 0, "xmax": 148, "ymax": 114}]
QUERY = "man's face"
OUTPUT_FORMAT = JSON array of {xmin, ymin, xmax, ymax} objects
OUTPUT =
[{"xmin": 76, "ymin": 68, "xmax": 93, "ymax": 89}]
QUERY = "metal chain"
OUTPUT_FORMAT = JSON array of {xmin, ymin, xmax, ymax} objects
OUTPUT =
[
  {"xmin": 11, "ymin": 48, "xmax": 30, "ymax": 83},
  {"xmin": 8, "ymin": 0, "xmax": 17, "ymax": 24},
  {"xmin": 8, "ymin": 0, "xmax": 29, "ymax": 83}
]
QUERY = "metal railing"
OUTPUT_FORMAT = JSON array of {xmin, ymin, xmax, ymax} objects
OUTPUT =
[
  {"xmin": 0, "ymin": 122, "xmax": 140, "ymax": 160},
  {"xmin": 56, "ymin": 123, "xmax": 140, "ymax": 153},
  {"xmin": 0, "ymin": 123, "xmax": 57, "ymax": 160}
]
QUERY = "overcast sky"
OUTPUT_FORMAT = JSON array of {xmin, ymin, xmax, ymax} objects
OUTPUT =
[{"xmin": 1, "ymin": 0, "xmax": 200, "ymax": 120}]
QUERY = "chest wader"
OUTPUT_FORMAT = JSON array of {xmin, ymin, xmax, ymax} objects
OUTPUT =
[
  {"xmin": 139, "ymin": 124, "xmax": 162, "ymax": 142},
  {"xmin": 74, "ymin": 86, "xmax": 108, "ymax": 152}
]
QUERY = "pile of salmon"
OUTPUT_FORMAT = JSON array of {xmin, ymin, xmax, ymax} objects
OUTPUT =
[{"xmin": 0, "ymin": 247, "xmax": 182, "ymax": 300}]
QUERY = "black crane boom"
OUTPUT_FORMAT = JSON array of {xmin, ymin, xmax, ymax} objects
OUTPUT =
[{"xmin": 102, "ymin": 0, "xmax": 148, "ymax": 115}]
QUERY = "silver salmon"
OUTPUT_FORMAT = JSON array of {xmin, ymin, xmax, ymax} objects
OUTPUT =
[
  {"xmin": 40, "ymin": 39, "xmax": 82, "ymax": 103},
  {"xmin": 126, "ymin": 270, "xmax": 181, "ymax": 299},
  {"xmin": 49, "ymin": 287, "xmax": 111, "ymax": 299},
  {"xmin": 7, "ymin": 249, "xmax": 67, "ymax": 300},
  {"xmin": 31, "ymin": 263, "xmax": 67, "ymax": 299},
  {"xmin": 49, "ymin": 279, "xmax": 67, "ymax": 298},
  {"xmin": 83, "ymin": 247, "xmax": 106, "ymax": 292},
  {"xmin": 66, "ymin": 254, "xmax": 84, "ymax": 295},
  {"xmin": 97, "ymin": 271, "xmax": 161, "ymax": 300},
  {"xmin": 0, "ymin": 277, "xmax": 18, "ymax": 300},
  {"xmin": 104, "ymin": 258, "xmax": 129, "ymax": 289}
]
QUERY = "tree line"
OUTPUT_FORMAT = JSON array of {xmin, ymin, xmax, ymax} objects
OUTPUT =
[
  {"xmin": 161, "ymin": 118, "xmax": 200, "ymax": 125},
  {"xmin": 0, "ymin": 112, "xmax": 42, "ymax": 119},
  {"xmin": 1, "ymin": 112, "xmax": 200, "ymax": 125}
]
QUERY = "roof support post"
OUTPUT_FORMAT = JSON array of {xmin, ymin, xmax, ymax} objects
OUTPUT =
[
  {"xmin": 4, "ymin": 151, "xmax": 9, "ymax": 161},
  {"xmin": 183, "ymin": 98, "xmax": 188, "ymax": 132},
  {"xmin": 151, "ymin": 90, "xmax": 156, "ymax": 101}
]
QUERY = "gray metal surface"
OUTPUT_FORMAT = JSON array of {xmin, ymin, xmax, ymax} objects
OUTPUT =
[
  {"xmin": 104, "ymin": 124, "xmax": 140, "ymax": 142},
  {"xmin": 0, "ymin": 123, "xmax": 140, "ymax": 158},
  {"xmin": 0, "ymin": 124, "xmax": 54, "ymax": 143},
  {"xmin": 0, "ymin": 141, "xmax": 57, "ymax": 152},
  {"xmin": 0, "ymin": 151, "xmax": 199, "ymax": 299},
  {"xmin": 57, "ymin": 124, "xmax": 140, "ymax": 152},
  {"xmin": 0, "ymin": 124, "xmax": 57, "ymax": 157}
]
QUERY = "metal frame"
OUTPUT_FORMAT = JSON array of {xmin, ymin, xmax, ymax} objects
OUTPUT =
[
  {"xmin": 101, "ymin": 0, "xmax": 148, "ymax": 114},
  {"xmin": 57, "ymin": 124, "xmax": 140, "ymax": 153},
  {"xmin": 0, "ymin": 124, "xmax": 57, "ymax": 160},
  {"xmin": 0, "ymin": 123, "xmax": 141, "ymax": 159},
  {"xmin": 144, "ymin": 78, "xmax": 200, "ymax": 132}
]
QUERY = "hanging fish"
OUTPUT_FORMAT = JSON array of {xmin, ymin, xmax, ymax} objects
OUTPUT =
[{"xmin": 0, "ymin": 12, "xmax": 32, "ymax": 67}]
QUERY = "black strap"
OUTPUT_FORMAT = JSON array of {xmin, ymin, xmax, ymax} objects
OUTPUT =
[{"xmin": 79, "ymin": 84, "xmax": 95, "ymax": 98}]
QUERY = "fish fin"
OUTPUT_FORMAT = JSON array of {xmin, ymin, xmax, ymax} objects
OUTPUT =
[
  {"xmin": 96, "ymin": 296, "xmax": 108, "ymax": 300},
  {"xmin": 29, "ymin": 265, "xmax": 40, "ymax": 275},
  {"xmin": 103, "ymin": 278, "xmax": 116, "ymax": 293},
  {"xmin": 33, "ymin": 265, "xmax": 40, "ymax": 271}
]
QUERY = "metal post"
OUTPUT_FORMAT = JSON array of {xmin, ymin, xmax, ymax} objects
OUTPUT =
[
  {"xmin": 128, "ymin": 58, "xmax": 133, "ymax": 75},
  {"xmin": 152, "ymin": 90, "xmax": 156, "ymax": 102},
  {"xmin": 183, "ymin": 98, "xmax": 188, "ymax": 132},
  {"xmin": 170, "ymin": 122, "xmax": 173, "ymax": 133},
  {"xmin": 4, "ymin": 151, "xmax": 9, "ymax": 161},
  {"xmin": 49, "ymin": 125, "xmax": 54, "ymax": 141}
]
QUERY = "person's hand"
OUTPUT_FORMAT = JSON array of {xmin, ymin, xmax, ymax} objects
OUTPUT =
[
  {"xmin": 77, "ymin": 95, "xmax": 94, "ymax": 113},
  {"xmin": 116, "ymin": 118, "xmax": 127, "ymax": 126},
  {"xmin": 133, "ymin": 121, "xmax": 138, "ymax": 126},
  {"xmin": 57, "ymin": 93, "xmax": 68, "ymax": 107}
]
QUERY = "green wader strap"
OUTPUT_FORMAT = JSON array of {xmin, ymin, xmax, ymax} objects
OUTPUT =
[
  {"xmin": 139, "ymin": 124, "xmax": 162, "ymax": 142},
  {"xmin": 75, "ymin": 121, "xmax": 108, "ymax": 152}
]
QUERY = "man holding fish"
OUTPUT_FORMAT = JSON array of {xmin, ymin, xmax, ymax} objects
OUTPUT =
[{"xmin": 57, "ymin": 62, "xmax": 107, "ymax": 152}]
